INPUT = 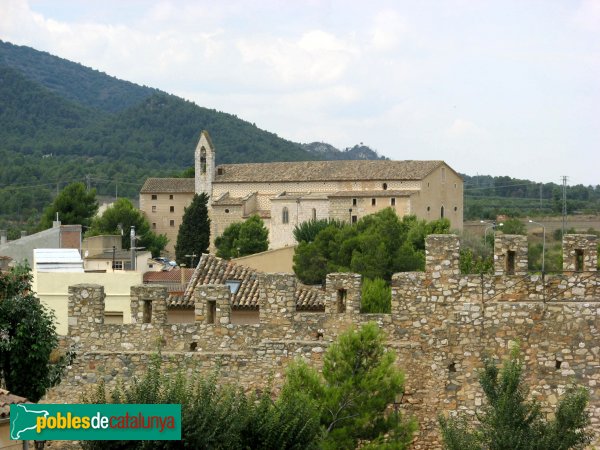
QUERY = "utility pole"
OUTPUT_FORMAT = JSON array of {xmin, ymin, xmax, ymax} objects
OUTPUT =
[
  {"xmin": 561, "ymin": 176, "xmax": 568, "ymax": 236},
  {"xmin": 185, "ymin": 253, "xmax": 198, "ymax": 268},
  {"xmin": 539, "ymin": 183, "xmax": 542, "ymax": 211},
  {"xmin": 86, "ymin": 174, "xmax": 91, "ymax": 191},
  {"xmin": 130, "ymin": 226, "xmax": 136, "ymax": 271}
]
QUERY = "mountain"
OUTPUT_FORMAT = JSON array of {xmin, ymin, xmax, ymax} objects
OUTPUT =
[{"xmin": 303, "ymin": 142, "xmax": 386, "ymax": 160}]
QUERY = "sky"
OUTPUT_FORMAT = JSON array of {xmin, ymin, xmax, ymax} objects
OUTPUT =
[{"xmin": 1, "ymin": 0, "xmax": 599, "ymax": 186}]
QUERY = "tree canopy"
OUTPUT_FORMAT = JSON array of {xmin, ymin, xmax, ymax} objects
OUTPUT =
[
  {"xmin": 293, "ymin": 209, "xmax": 451, "ymax": 285},
  {"xmin": 0, "ymin": 265, "xmax": 65, "ymax": 402},
  {"xmin": 284, "ymin": 322, "xmax": 416, "ymax": 449},
  {"xmin": 215, "ymin": 215, "xmax": 269, "ymax": 259},
  {"xmin": 39, "ymin": 181, "xmax": 98, "ymax": 229},
  {"xmin": 439, "ymin": 345, "xmax": 592, "ymax": 450},
  {"xmin": 86, "ymin": 198, "xmax": 167, "ymax": 257},
  {"xmin": 175, "ymin": 193, "xmax": 210, "ymax": 265}
]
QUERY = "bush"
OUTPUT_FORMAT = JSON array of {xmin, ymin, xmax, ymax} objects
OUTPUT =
[
  {"xmin": 293, "ymin": 218, "xmax": 344, "ymax": 243},
  {"xmin": 361, "ymin": 278, "xmax": 391, "ymax": 313},
  {"xmin": 215, "ymin": 215, "xmax": 268, "ymax": 259}
]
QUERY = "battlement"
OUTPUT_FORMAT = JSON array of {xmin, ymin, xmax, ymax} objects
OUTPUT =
[{"xmin": 54, "ymin": 234, "xmax": 600, "ymax": 449}]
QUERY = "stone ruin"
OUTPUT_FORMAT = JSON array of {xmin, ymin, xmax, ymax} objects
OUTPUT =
[{"xmin": 48, "ymin": 234, "xmax": 599, "ymax": 449}]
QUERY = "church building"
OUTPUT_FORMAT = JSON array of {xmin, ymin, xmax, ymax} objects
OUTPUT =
[{"xmin": 140, "ymin": 131, "xmax": 463, "ymax": 256}]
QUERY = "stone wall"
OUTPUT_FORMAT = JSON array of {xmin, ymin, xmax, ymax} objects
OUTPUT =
[{"xmin": 50, "ymin": 234, "xmax": 600, "ymax": 448}]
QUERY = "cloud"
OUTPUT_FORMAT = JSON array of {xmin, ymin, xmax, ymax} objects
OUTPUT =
[
  {"xmin": 445, "ymin": 119, "xmax": 486, "ymax": 139},
  {"xmin": 370, "ymin": 9, "xmax": 409, "ymax": 51},
  {"xmin": 571, "ymin": 0, "xmax": 600, "ymax": 32}
]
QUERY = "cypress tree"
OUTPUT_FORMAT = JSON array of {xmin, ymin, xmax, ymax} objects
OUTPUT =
[{"xmin": 175, "ymin": 193, "xmax": 210, "ymax": 266}]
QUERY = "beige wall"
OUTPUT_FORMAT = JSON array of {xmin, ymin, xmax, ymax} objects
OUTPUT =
[
  {"xmin": 412, "ymin": 164, "xmax": 463, "ymax": 229},
  {"xmin": 269, "ymin": 198, "xmax": 328, "ymax": 248},
  {"xmin": 329, "ymin": 195, "xmax": 411, "ymax": 223},
  {"xmin": 0, "ymin": 420, "xmax": 23, "ymax": 449},
  {"xmin": 232, "ymin": 246, "xmax": 296, "ymax": 273},
  {"xmin": 33, "ymin": 271, "xmax": 142, "ymax": 334},
  {"xmin": 139, "ymin": 192, "xmax": 194, "ymax": 256},
  {"xmin": 84, "ymin": 252, "xmax": 155, "ymax": 273}
]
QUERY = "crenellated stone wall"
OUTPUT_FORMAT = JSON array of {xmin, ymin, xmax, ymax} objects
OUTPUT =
[{"xmin": 50, "ymin": 234, "xmax": 600, "ymax": 449}]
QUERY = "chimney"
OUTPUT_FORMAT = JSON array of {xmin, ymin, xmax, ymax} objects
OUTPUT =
[
  {"xmin": 20, "ymin": 231, "xmax": 27, "ymax": 239},
  {"xmin": 0, "ymin": 230, "xmax": 6, "ymax": 245}
]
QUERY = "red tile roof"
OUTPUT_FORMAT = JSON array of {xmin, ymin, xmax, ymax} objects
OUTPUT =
[
  {"xmin": 0, "ymin": 388, "xmax": 28, "ymax": 418},
  {"xmin": 144, "ymin": 268, "xmax": 194, "ymax": 284}
]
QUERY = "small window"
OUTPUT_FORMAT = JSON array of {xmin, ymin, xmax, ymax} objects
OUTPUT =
[
  {"xmin": 113, "ymin": 260, "xmax": 123, "ymax": 270},
  {"xmin": 151, "ymin": 194, "xmax": 157, "ymax": 200},
  {"xmin": 351, "ymin": 215, "xmax": 357, "ymax": 224},
  {"xmin": 506, "ymin": 251, "xmax": 516, "ymax": 275},
  {"xmin": 312, "ymin": 208, "xmax": 317, "ymax": 220},
  {"xmin": 200, "ymin": 147, "xmax": 207, "ymax": 174},
  {"xmin": 282, "ymin": 207, "xmax": 289, "ymax": 224},
  {"xmin": 440, "ymin": 206, "xmax": 444, "ymax": 218},
  {"xmin": 427, "ymin": 182, "xmax": 430, "ymax": 187},
  {"xmin": 371, "ymin": 198, "xmax": 376, "ymax": 206},
  {"xmin": 217, "ymin": 168, "xmax": 224, "ymax": 175},
  {"xmin": 207, "ymin": 300, "xmax": 216, "ymax": 324},
  {"xmin": 382, "ymin": 183, "xmax": 388, "ymax": 190},
  {"xmin": 169, "ymin": 194, "xmax": 174, "ymax": 200},
  {"xmin": 143, "ymin": 300, "xmax": 152, "ymax": 323},
  {"xmin": 152, "ymin": 222, "xmax": 156, "ymax": 230},
  {"xmin": 454, "ymin": 206, "xmax": 458, "ymax": 212},
  {"xmin": 225, "ymin": 209, "xmax": 229, "ymax": 214},
  {"xmin": 170, "ymin": 206, "xmax": 175, "ymax": 213},
  {"xmin": 575, "ymin": 249, "xmax": 584, "ymax": 272},
  {"xmin": 152, "ymin": 205, "xmax": 157, "ymax": 212},
  {"xmin": 427, "ymin": 206, "xmax": 430, "ymax": 211},
  {"xmin": 352, "ymin": 198, "xmax": 357, "ymax": 206},
  {"xmin": 391, "ymin": 198, "xmax": 396, "ymax": 206},
  {"xmin": 337, "ymin": 289, "xmax": 347, "ymax": 313},
  {"xmin": 170, "ymin": 220, "xmax": 175, "ymax": 227},
  {"xmin": 225, "ymin": 280, "xmax": 242, "ymax": 294},
  {"xmin": 454, "ymin": 183, "xmax": 457, "ymax": 189}
]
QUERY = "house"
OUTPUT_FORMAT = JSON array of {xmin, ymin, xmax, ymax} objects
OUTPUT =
[{"xmin": 140, "ymin": 131, "xmax": 463, "ymax": 256}]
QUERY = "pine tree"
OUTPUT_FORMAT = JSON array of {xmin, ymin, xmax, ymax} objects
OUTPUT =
[{"xmin": 175, "ymin": 193, "xmax": 210, "ymax": 265}]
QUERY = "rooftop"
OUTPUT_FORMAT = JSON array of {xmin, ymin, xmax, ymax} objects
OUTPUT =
[
  {"xmin": 140, "ymin": 178, "xmax": 195, "ymax": 194},
  {"xmin": 214, "ymin": 160, "xmax": 445, "ymax": 183}
]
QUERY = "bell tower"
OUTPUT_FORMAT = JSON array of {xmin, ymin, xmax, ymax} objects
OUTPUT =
[{"xmin": 194, "ymin": 130, "xmax": 215, "ymax": 198}]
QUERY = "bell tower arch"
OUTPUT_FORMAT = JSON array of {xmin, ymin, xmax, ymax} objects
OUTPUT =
[{"xmin": 194, "ymin": 130, "xmax": 215, "ymax": 198}]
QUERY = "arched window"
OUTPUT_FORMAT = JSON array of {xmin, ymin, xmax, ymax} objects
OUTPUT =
[
  {"xmin": 200, "ymin": 147, "xmax": 207, "ymax": 174},
  {"xmin": 282, "ymin": 207, "xmax": 289, "ymax": 224},
  {"xmin": 440, "ymin": 206, "xmax": 445, "ymax": 218},
  {"xmin": 312, "ymin": 208, "xmax": 317, "ymax": 220}
]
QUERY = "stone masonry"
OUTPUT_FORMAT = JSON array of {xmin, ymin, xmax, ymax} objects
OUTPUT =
[{"xmin": 50, "ymin": 234, "xmax": 600, "ymax": 449}]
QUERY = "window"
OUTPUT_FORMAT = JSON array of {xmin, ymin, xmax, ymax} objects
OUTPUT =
[
  {"xmin": 506, "ymin": 251, "xmax": 516, "ymax": 275},
  {"xmin": 351, "ymin": 215, "xmax": 357, "ymax": 224},
  {"xmin": 207, "ymin": 300, "xmax": 216, "ymax": 324},
  {"xmin": 112, "ymin": 260, "xmax": 123, "ymax": 270},
  {"xmin": 170, "ymin": 206, "xmax": 175, "ymax": 213},
  {"xmin": 575, "ymin": 249, "xmax": 584, "ymax": 272},
  {"xmin": 391, "ymin": 198, "xmax": 396, "ymax": 206},
  {"xmin": 282, "ymin": 207, "xmax": 289, "ymax": 224},
  {"xmin": 337, "ymin": 289, "xmax": 347, "ymax": 313},
  {"xmin": 454, "ymin": 206, "xmax": 458, "ymax": 212},
  {"xmin": 151, "ymin": 194, "xmax": 157, "ymax": 200},
  {"xmin": 312, "ymin": 208, "xmax": 317, "ymax": 220},
  {"xmin": 225, "ymin": 209, "xmax": 230, "ymax": 213},
  {"xmin": 440, "ymin": 206, "xmax": 445, "ymax": 218},
  {"xmin": 382, "ymin": 183, "xmax": 388, "ymax": 190},
  {"xmin": 170, "ymin": 220, "xmax": 175, "ymax": 227},
  {"xmin": 200, "ymin": 147, "xmax": 207, "ymax": 174},
  {"xmin": 427, "ymin": 206, "xmax": 431, "ymax": 212},
  {"xmin": 352, "ymin": 198, "xmax": 357, "ymax": 206},
  {"xmin": 169, "ymin": 194, "xmax": 174, "ymax": 200},
  {"xmin": 217, "ymin": 168, "xmax": 223, "ymax": 175},
  {"xmin": 143, "ymin": 300, "xmax": 152, "ymax": 323},
  {"xmin": 152, "ymin": 206, "xmax": 156, "ymax": 212},
  {"xmin": 152, "ymin": 222, "xmax": 156, "ymax": 230},
  {"xmin": 371, "ymin": 198, "xmax": 376, "ymax": 206},
  {"xmin": 225, "ymin": 280, "xmax": 242, "ymax": 294}
]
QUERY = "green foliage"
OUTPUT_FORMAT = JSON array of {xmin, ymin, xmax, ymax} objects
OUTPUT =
[
  {"xmin": 498, "ymin": 218, "xmax": 526, "ymax": 235},
  {"xmin": 87, "ymin": 198, "xmax": 167, "ymax": 257},
  {"xmin": 39, "ymin": 181, "xmax": 98, "ymax": 229},
  {"xmin": 458, "ymin": 230, "xmax": 493, "ymax": 274},
  {"xmin": 439, "ymin": 346, "xmax": 592, "ymax": 450},
  {"xmin": 0, "ymin": 265, "xmax": 64, "ymax": 402},
  {"xmin": 284, "ymin": 323, "xmax": 416, "ymax": 449},
  {"xmin": 361, "ymin": 278, "xmax": 391, "ymax": 313},
  {"xmin": 293, "ymin": 209, "xmax": 450, "ymax": 284},
  {"xmin": 215, "ymin": 215, "xmax": 268, "ymax": 259},
  {"xmin": 175, "ymin": 193, "xmax": 210, "ymax": 265},
  {"xmin": 81, "ymin": 355, "xmax": 322, "ymax": 450},
  {"xmin": 293, "ymin": 218, "xmax": 345, "ymax": 243}
]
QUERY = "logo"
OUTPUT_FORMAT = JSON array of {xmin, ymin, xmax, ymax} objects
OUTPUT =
[{"xmin": 10, "ymin": 404, "xmax": 181, "ymax": 441}]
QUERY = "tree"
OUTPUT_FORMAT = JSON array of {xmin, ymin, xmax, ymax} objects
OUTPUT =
[
  {"xmin": 215, "ymin": 215, "xmax": 269, "ymax": 259},
  {"xmin": 439, "ymin": 345, "xmax": 592, "ymax": 450},
  {"xmin": 293, "ymin": 209, "xmax": 450, "ymax": 285},
  {"xmin": 499, "ymin": 218, "xmax": 526, "ymax": 235},
  {"xmin": 39, "ymin": 182, "xmax": 98, "ymax": 229},
  {"xmin": 0, "ymin": 265, "xmax": 66, "ymax": 402},
  {"xmin": 293, "ymin": 218, "xmax": 344, "ymax": 244},
  {"xmin": 87, "ymin": 198, "xmax": 167, "ymax": 257},
  {"xmin": 361, "ymin": 277, "xmax": 391, "ymax": 313},
  {"xmin": 284, "ymin": 322, "xmax": 417, "ymax": 449},
  {"xmin": 82, "ymin": 356, "xmax": 322, "ymax": 449},
  {"xmin": 175, "ymin": 193, "xmax": 210, "ymax": 265}
]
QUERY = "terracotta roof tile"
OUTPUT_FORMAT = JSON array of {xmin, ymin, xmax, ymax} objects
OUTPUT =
[
  {"xmin": 140, "ymin": 178, "xmax": 195, "ymax": 194},
  {"xmin": 214, "ymin": 160, "xmax": 444, "ymax": 183},
  {"xmin": 328, "ymin": 190, "xmax": 419, "ymax": 198},
  {"xmin": 0, "ymin": 389, "xmax": 28, "ymax": 418},
  {"xmin": 169, "ymin": 254, "xmax": 324, "ymax": 311},
  {"xmin": 144, "ymin": 268, "xmax": 194, "ymax": 284}
]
